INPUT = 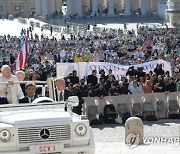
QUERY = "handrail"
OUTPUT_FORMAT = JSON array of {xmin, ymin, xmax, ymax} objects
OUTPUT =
[
  {"xmin": 0, "ymin": 80, "xmax": 49, "ymax": 103},
  {"xmin": 0, "ymin": 81, "xmax": 47, "ymax": 85}
]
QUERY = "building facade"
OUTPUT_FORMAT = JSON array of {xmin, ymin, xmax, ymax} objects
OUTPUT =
[
  {"xmin": 167, "ymin": 0, "xmax": 180, "ymax": 27},
  {"xmin": 0, "ymin": 0, "xmax": 35, "ymax": 17},
  {"xmin": 66, "ymin": 0, "xmax": 167, "ymax": 17},
  {"xmin": 2, "ymin": 0, "xmax": 178, "ymax": 27},
  {"xmin": 35, "ymin": 0, "xmax": 63, "ymax": 17},
  {"xmin": 0, "ymin": 0, "xmax": 167, "ymax": 18}
]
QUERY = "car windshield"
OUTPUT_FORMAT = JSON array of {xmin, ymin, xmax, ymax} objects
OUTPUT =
[{"xmin": 0, "ymin": 102, "xmax": 65, "ymax": 112}]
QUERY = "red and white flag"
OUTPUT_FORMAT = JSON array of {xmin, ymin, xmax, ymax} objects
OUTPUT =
[{"xmin": 13, "ymin": 38, "xmax": 29, "ymax": 70}]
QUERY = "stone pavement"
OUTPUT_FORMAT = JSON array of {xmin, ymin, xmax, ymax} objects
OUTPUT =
[
  {"xmin": 93, "ymin": 120, "xmax": 180, "ymax": 154},
  {"xmin": 0, "ymin": 16, "xmax": 171, "ymax": 37},
  {"xmin": 95, "ymin": 142, "xmax": 180, "ymax": 154},
  {"xmin": 69, "ymin": 14, "xmax": 163, "ymax": 25}
]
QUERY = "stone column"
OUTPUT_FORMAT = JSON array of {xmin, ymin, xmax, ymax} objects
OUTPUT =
[
  {"xmin": 56, "ymin": 0, "xmax": 62, "ymax": 12},
  {"xmin": 124, "ymin": 0, "xmax": 131, "ymax": 15},
  {"xmin": 76, "ymin": 0, "xmax": 83, "ymax": 17},
  {"xmin": 108, "ymin": 0, "xmax": 115, "ymax": 16},
  {"xmin": 35, "ymin": 0, "xmax": 41, "ymax": 16},
  {"xmin": 51, "ymin": 0, "xmax": 56, "ymax": 13},
  {"xmin": 141, "ymin": 0, "xmax": 147, "ymax": 15},
  {"xmin": 156, "ymin": 0, "xmax": 161, "ymax": 13},
  {"xmin": 3, "ymin": 0, "xmax": 7, "ymax": 16},
  {"xmin": 92, "ymin": 0, "xmax": 99, "ymax": 16},
  {"xmin": 42, "ymin": 0, "xmax": 49, "ymax": 17},
  {"xmin": 66, "ymin": 0, "xmax": 73, "ymax": 17}
]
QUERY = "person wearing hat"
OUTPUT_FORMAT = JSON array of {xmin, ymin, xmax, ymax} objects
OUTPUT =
[
  {"xmin": 19, "ymin": 82, "xmax": 38, "ymax": 103},
  {"xmin": 0, "ymin": 65, "xmax": 24, "ymax": 104}
]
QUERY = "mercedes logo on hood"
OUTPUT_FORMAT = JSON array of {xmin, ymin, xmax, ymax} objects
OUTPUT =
[{"xmin": 40, "ymin": 128, "xmax": 50, "ymax": 139}]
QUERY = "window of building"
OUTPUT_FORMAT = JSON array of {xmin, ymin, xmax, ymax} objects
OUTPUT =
[
  {"xmin": 0, "ymin": 5, "xmax": 3, "ymax": 11},
  {"xmin": 15, "ymin": 5, "xmax": 20, "ymax": 11}
]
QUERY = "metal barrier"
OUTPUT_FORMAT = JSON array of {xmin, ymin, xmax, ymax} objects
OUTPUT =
[
  {"xmin": 30, "ymin": 21, "xmax": 40, "ymax": 28},
  {"xmin": 18, "ymin": 17, "xmax": 27, "ymax": 24},
  {"xmin": 83, "ymin": 92, "xmax": 180, "ymax": 119}
]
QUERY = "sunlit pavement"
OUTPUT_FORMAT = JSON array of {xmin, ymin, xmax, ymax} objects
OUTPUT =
[
  {"xmin": 0, "ymin": 18, "xmax": 170, "ymax": 37},
  {"xmin": 95, "ymin": 142, "xmax": 180, "ymax": 154},
  {"xmin": 0, "ymin": 18, "xmax": 55, "ymax": 37}
]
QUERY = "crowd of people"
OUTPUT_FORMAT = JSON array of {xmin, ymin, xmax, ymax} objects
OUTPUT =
[{"xmin": 0, "ymin": 23, "xmax": 179, "ymax": 109}]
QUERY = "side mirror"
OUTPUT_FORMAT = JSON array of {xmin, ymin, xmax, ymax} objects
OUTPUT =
[{"xmin": 67, "ymin": 96, "xmax": 79, "ymax": 107}]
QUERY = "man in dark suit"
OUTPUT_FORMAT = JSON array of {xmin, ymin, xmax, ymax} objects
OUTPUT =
[
  {"xmin": 0, "ymin": 97, "xmax": 9, "ymax": 104},
  {"xmin": 19, "ymin": 82, "xmax": 38, "ymax": 103},
  {"xmin": 87, "ymin": 70, "xmax": 98, "ymax": 87},
  {"xmin": 95, "ymin": 83, "xmax": 107, "ymax": 98},
  {"xmin": 69, "ymin": 70, "xmax": 79, "ymax": 85},
  {"xmin": 54, "ymin": 51, "xmax": 61, "ymax": 63},
  {"xmin": 54, "ymin": 77, "xmax": 73, "ymax": 102}
]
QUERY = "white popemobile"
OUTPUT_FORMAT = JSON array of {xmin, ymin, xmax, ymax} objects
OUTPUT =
[{"xmin": 0, "ymin": 96, "xmax": 95, "ymax": 154}]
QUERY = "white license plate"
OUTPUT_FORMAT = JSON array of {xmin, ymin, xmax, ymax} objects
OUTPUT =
[{"xmin": 35, "ymin": 143, "xmax": 63, "ymax": 153}]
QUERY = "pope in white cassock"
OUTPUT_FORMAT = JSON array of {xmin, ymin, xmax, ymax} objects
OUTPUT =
[{"xmin": 0, "ymin": 65, "xmax": 24, "ymax": 104}]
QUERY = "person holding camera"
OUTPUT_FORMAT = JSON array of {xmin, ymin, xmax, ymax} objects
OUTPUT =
[
  {"xmin": 126, "ymin": 66, "xmax": 137, "ymax": 77},
  {"xmin": 25, "ymin": 69, "xmax": 39, "ymax": 81},
  {"xmin": 153, "ymin": 75, "xmax": 165, "ymax": 93}
]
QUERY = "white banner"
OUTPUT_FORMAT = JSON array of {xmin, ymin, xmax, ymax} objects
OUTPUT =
[{"xmin": 57, "ymin": 60, "xmax": 172, "ymax": 80}]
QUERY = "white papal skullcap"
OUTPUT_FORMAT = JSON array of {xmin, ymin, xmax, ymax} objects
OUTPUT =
[
  {"xmin": 15, "ymin": 70, "xmax": 25, "ymax": 75},
  {"xmin": 1, "ymin": 65, "xmax": 11, "ymax": 72},
  {"xmin": 55, "ymin": 77, "xmax": 65, "ymax": 82}
]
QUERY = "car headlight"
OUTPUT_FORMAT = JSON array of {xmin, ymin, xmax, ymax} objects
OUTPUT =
[
  {"xmin": 75, "ymin": 124, "xmax": 87, "ymax": 136},
  {"xmin": 0, "ymin": 130, "xmax": 11, "ymax": 142}
]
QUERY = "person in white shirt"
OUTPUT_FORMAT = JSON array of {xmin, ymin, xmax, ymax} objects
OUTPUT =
[
  {"xmin": 129, "ymin": 80, "xmax": 144, "ymax": 94},
  {"xmin": 60, "ymin": 49, "xmax": 66, "ymax": 62},
  {"xmin": 0, "ymin": 65, "xmax": 24, "ymax": 104}
]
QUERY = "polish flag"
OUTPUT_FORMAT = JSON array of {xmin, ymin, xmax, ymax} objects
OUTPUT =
[{"xmin": 13, "ymin": 38, "xmax": 29, "ymax": 70}]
